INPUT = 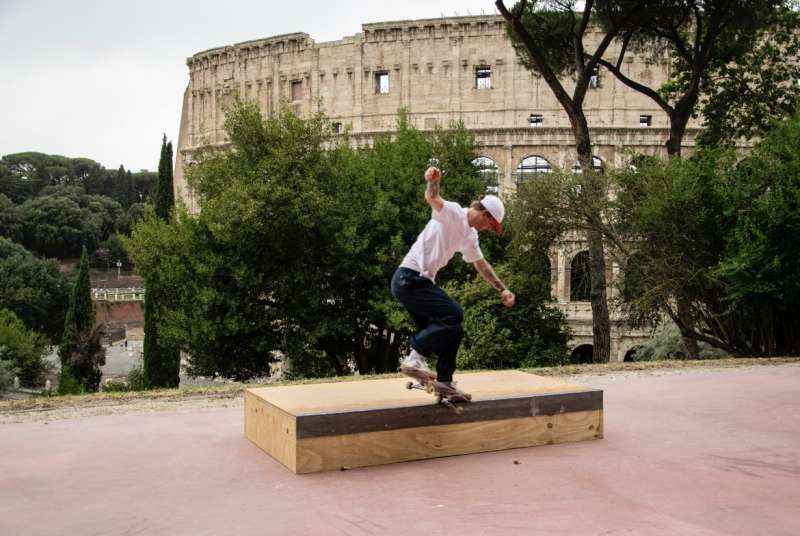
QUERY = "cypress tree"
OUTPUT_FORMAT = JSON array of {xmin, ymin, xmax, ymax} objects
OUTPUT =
[
  {"xmin": 155, "ymin": 134, "xmax": 175, "ymax": 220},
  {"xmin": 126, "ymin": 170, "xmax": 136, "ymax": 206},
  {"xmin": 142, "ymin": 134, "xmax": 180, "ymax": 388},
  {"xmin": 58, "ymin": 246, "xmax": 105, "ymax": 393},
  {"xmin": 114, "ymin": 165, "xmax": 129, "ymax": 208}
]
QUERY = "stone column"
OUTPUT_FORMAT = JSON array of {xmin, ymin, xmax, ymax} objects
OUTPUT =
[
  {"xmin": 610, "ymin": 262, "xmax": 619, "ymax": 301},
  {"xmin": 504, "ymin": 143, "xmax": 514, "ymax": 192},
  {"xmin": 272, "ymin": 58, "xmax": 280, "ymax": 115},
  {"xmin": 557, "ymin": 248, "xmax": 568, "ymax": 304},
  {"xmin": 354, "ymin": 37, "xmax": 364, "ymax": 132},
  {"xmin": 211, "ymin": 87, "xmax": 218, "ymax": 144},
  {"xmin": 402, "ymin": 42, "xmax": 411, "ymax": 110}
]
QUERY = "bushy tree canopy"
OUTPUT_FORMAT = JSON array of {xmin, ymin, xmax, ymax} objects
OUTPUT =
[
  {"xmin": 615, "ymin": 111, "xmax": 800, "ymax": 355},
  {"xmin": 15, "ymin": 185, "xmax": 124, "ymax": 258},
  {"xmin": 0, "ymin": 237, "xmax": 69, "ymax": 342},
  {"xmin": 0, "ymin": 308, "xmax": 52, "ymax": 387}
]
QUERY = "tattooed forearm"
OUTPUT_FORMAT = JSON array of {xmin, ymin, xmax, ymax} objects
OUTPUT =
[
  {"xmin": 426, "ymin": 179, "xmax": 440, "ymax": 199},
  {"xmin": 475, "ymin": 259, "xmax": 507, "ymax": 293}
]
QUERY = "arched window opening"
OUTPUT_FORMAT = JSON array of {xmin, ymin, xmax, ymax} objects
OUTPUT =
[
  {"xmin": 472, "ymin": 156, "xmax": 500, "ymax": 194},
  {"xmin": 516, "ymin": 155, "xmax": 552, "ymax": 183},
  {"xmin": 624, "ymin": 346, "xmax": 643, "ymax": 362},
  {"xmin": 570, "ymin": 250, "xmax": 592, "ymax": 302},
  {"xmin": 570, "ymin": 344, "xmax": 594, "ymax": 364}
]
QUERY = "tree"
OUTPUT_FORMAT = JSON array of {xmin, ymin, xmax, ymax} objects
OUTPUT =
[
  {"xmin": 109, "ymin": 165, "xmax": 133, "ymax": 208},
  {"xmin": 614, "ymin": 111, "xmax": 800, "ymax": 355},
  {"xmin": 140, "ymin": 135, "xmax": 181, "ymax": 388},
  {"xmin": 0, "ymin": 309, "xmax": 52, "ymax": 387},
  {"xmin": 592, "ymin": 0, "xmax": 793, "ymax": 157},
  {"xmin": 695, "ymin": 8, "xmax": 800, "ymax": 146},
  {"xmin": 155, "ymin": 135, "xmax": 175, "ymax": 219},
  {"xmin": 589, "ymin": 0, "xmax": 795, "ymax": 357},
  {"xmin": 58, "ymin": 246, "xmax": 105, "ymax": 393},
  {"xmin": 132, "ymin": 170, "xmax": 156, "ymax": 204},
  {"xmin": 496, "ymin": 0, "xmax": 652, "ymax": 362},
  {"xmin": 141, "ymin": 288, "xmax": 180, "ymax": 388},
  {"xmin": 445, "ymin": 262, "xmax": 570, "ymax": 369},
  {"xmin": 89, "ymin": 234, "xmax": 133, "ymax": 271},
  {"xmin": 0, "ymin": 152, "xmax": 106, "ymax": 202},
  {"xmin": 16, "ymin": 185, "xmax": 124, "ymax": 258},
  {"xmin": 0, "ymin": 237, "xmax": 69, "ymax": 342},
  {"xmin": 0, "ymin": 194, "xmax": 22, "ymax": 243}
]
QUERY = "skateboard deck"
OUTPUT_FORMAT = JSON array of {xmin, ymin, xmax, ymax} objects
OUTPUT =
[{"xmin": 400, "ymin": 364, "xmax": 472, "ymax": 414}]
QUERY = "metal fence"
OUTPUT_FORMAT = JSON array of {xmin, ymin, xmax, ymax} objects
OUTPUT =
[{"xmin": 91, "ymin": 287, "xmax": 146, "ymax": 301}]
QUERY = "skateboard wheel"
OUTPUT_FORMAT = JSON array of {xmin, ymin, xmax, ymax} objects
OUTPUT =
[
  {"xmin": 454, "ymin": 406, "xmax": 463, "ymax": 415},
  {"xmin": 405, "ymin": 381, "xmax": 413, "ymax": 389},
  {"xmin": 464, "ymin": 393, "xmax": 472, "ymax": 401}
]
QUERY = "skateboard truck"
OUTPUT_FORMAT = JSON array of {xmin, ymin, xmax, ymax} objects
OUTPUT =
[{"xmin": 401, "ymin": 365, "xmax": 471, "ymax": 414}]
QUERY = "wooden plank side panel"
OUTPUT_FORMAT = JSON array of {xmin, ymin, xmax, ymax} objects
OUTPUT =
[
  {"xmin": 294, "ymin": 409, "xmax": 603, "ymax": 473},
  {"xmin": 296, "ymin": 389, "xmax": 602, "ymax": 439},
  {"xmin": 244, "ymin": 390, "xmax": 298, "ymax": 473}
]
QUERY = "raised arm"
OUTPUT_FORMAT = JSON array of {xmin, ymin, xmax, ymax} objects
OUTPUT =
[
  {"xmin": 473, "ymin": 258, "xmax": 515, "ymax": 308},
  {"xmin": 424, "ymin": 166, "xmax": 444, "ymax": 212}
]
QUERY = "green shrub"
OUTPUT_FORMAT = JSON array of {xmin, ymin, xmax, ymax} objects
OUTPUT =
[
  {"xmin": 0, "ymin": 308, "xmax": 52, "ymax": 387},
  {"xmin": 633, "ymin": 321, "xmax": 730, "ymax": 360},
  {"xmin": 58, "ymin": 364, "xmax": 86, "ymax": 395},
  {"xmin": 0, "ymin": 360, "xmax": 15, "ymax": 391},
  {"xmin": 126, "ymin": 366, "xmax": 149, "ymax": 390},
  {"xmin": 445, "ymin": 264, "xmax": 570, "ymax": 370}
]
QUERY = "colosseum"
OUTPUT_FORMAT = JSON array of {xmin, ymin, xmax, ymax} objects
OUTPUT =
[{"xmin": 174, "ymin": 14, "xmax": 703, "ymax": 362}]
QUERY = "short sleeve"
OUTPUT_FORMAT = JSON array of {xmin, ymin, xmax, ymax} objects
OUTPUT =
[
  {"xmin": 431, "ymin": 200, "xmax": 461, "ymax": 225},
  {"xmin": 461, "ymin": 233, "xmax": 483, "ymax": 263}
]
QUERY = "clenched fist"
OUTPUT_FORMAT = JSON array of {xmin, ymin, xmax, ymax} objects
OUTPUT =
[
  {"xmin": 501, "ymin": 289, "xmax": 516, "ymax": 308},
  {"xmin": 425, "ymin": 166, "xmax": 441, "ymax": 183}
]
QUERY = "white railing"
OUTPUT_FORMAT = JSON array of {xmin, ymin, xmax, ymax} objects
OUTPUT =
[{"xmin": 91, "ymin": 287, "xmax": 146, "ymax": 301}]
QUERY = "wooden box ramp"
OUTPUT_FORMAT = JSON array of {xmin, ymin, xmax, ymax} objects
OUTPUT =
[{"xmin": 244, "ymin": 370, "xmax": 603, "ymax": 474}]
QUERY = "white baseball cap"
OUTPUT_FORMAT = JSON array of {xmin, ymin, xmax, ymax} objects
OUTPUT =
[{"xmin": 481, "ymin": 195, "xmax": 505, "ymax": 235}]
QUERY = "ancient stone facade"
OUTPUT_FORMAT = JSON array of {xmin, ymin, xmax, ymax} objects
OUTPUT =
[{"xmin": 174, "ymin": 15, "xmax": 703, "ymax": 362}]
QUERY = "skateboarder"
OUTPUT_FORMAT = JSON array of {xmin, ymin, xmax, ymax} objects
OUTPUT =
[{"xmin": 391, "ymin": 165, "xmax": 515, "ymax": 394}]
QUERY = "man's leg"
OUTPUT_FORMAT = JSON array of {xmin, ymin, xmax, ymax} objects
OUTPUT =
[
  {"xmin": 391, "ymin": 268, "xmax": 464, "ymax": 380},
  {"xmin": 433, "ymin": 323, "xmax": 462, "ymax": 383}
]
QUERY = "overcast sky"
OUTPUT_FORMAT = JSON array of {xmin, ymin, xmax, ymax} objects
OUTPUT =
[{"xmin": 0, "ymin": 0, "xmax": 502, "ymax": 171}]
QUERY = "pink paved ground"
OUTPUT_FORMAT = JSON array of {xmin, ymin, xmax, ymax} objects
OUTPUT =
[{"xmin": 2, "ymin": 365, "xmax": 799, "ymax": 536}]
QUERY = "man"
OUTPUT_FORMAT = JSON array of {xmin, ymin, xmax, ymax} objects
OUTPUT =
[{"xmin": 391, "ymin": 166, "xmax": 515, "ymax": 392}]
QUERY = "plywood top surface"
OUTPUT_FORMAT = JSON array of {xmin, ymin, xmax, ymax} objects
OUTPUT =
[{"xmin": 247, "ymin": 370, "xmax": 597, "ymax": 415}]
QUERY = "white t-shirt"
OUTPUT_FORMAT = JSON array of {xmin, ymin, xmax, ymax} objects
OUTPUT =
[{"xmin": 400, "ymin": 200, "xmax": 484, "ymax": 282}]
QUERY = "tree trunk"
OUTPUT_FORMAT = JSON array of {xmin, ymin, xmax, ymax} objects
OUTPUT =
[
  {"xmin": 676, "ymin": 297, "xmax": 700, "ymax": 359},
  {"xmin": 573, "ymin": 117, "xmax": 612, "ymax": 364},
  {"xmin": 587, "ymin": 227, "xmax": 612, "ymax": 362},
  {"xmin": 666, "ymin": 108, "xmax": 692, "ymax": 158},
  {"xmin": 668, "ymin": 108, "xmax": 700, "ymax": 360}
]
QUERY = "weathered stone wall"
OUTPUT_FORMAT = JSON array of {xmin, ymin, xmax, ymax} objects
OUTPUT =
[{"xmin": 94, "ymin": 301, "xmax": 144, "ymax": 330}]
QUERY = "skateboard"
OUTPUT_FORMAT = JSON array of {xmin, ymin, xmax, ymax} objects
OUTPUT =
[{"xmin": 401, "ymin": 364, "xmax": 472, "ymax": 414}]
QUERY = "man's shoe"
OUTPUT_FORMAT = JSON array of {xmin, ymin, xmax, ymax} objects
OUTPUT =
[{"xmin": 401, "ymin": 356, "xmax": 432, "ymax": 373}]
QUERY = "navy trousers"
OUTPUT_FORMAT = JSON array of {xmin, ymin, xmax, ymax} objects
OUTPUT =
[{"xmin": 390, "ymin": 267, "xmax": 463, "ymax": 382}]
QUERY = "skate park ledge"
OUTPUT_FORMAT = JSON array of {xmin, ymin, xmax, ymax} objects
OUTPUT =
[{"xmin": 244, "ymin": 370, "xmax": 603, "ymax": 473}]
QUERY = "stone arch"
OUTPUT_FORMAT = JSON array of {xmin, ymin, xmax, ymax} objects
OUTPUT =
[
  {"xmin": 570, "ymin": 344, "xmax": 594, "ymax": 364},
  {"xmin": 570, "ymin": 250, "xmax": 592, "ymax": 302},
  {"xmin": 516, "ymin": 154, "xmax": 553, "ymax": 183},
  {"xmin": 623, "ymin": 345, "xmax": 644, "ymax": 362},
  {"xmin": 471, "ymin": 156, "xmax": 500, "ymax": 194}
]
